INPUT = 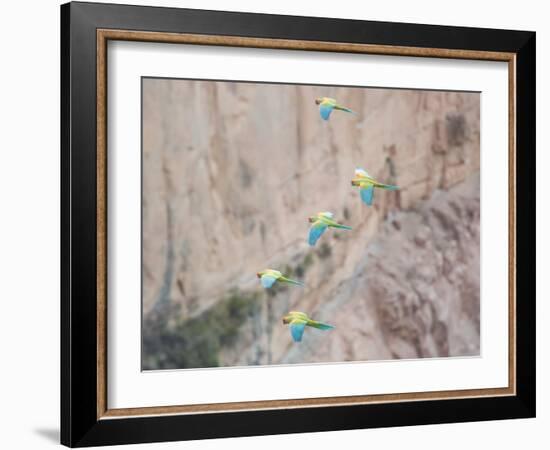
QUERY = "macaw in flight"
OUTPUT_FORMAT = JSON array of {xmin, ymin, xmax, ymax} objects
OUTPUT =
[
  {"xmin": 282, "ymin": 311, "xmax": 335, "ymax": 342},
  {"xmin": 256, "ymin": 269, "xmax": 304, "ymax": 289},
  {"xmin": 315, "ymin": 97, "xmax": 356, "ymax": 121},
  {"xmin": 308, "ymin": 211, "xmax": 352, "ymax": 246},
  {"xmin": 351, "ymin": 167, "xmax": 399, "ymax": 206}
]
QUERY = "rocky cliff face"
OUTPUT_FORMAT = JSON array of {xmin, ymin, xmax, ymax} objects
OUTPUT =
[
  {"xmin": 141, "ymin": 78, "xmax": 480, "ymax": 369},
  {"xmin": 276, "ymin": 176, "xmax": 480, "ymax": 364}
]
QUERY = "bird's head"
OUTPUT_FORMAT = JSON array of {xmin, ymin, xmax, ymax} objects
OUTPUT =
[
  {"xmin": 315, "ymin": 97, "xmax": 323, "ymax": 105},
  {"xmin": 351, "ymin": 179, "xmax": 360, "ymax": 187},
  {"xmin": 308, "ymin": 216, "xmax": 316, "ymax": 223},
  {"xmin": 282, "ymin": 314, "xmax": 292, "ymax": 325},
  {"xmin": 256, "ymin": 271, "xmax": 263, "ymax": 278}
]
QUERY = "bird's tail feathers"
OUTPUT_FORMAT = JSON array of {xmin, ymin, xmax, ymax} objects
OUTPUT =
[
  {"xmin": 380, "ymin": 183, "xmax": 399, "ymax": 191},
  {"xmin": 281, "ymin": 277, "xmax": 304, "ymax": 287},
  {"xmin": 337, "ymin": 106, "xmax": 357, "ymax": 115},
  {"xmin": 333, "ymin": 224, "xmax": 352, "ymax": 230},
  {"xmin": 309, "ymin": 321, "xmax": 335, "ymax": 331}
]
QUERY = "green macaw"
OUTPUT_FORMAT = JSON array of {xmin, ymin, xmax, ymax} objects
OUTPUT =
[
  {"xmin": 308, "ymin": 211, "xmax": 352, "ymax": 246},
  {"xmin": 315, "ymin": 97, "xmax": 356, "ymax": 120},
  {"xmin": 256, "ymin": 269, "xmax": 304, "ymax": 289},
  {"xmin": 282, "ymin": 311, "xmax": 335, "ymax": 342},
  {"xmin": 351, "ymin": 167, "xmax": 399, "ymax": 206}
]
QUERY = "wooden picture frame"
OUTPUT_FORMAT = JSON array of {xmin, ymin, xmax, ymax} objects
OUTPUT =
[{"xmin": 61, "ymin": 1, "xmax": 535, "ymax": 447}]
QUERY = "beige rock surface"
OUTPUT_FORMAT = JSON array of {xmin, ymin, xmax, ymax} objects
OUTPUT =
[{"xmin": 141, "ymin": 78, "xmax": 480, "ymax": 369}]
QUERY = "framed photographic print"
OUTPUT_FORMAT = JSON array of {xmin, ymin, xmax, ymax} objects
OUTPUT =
[{"xmin": 60, "ymin": 1, "xmax": 536, "ymax": 447}]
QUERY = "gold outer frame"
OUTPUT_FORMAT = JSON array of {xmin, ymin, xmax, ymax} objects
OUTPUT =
[{"xmin": 96, "ymin": 29, "xmax": 516, "ymax": 420}]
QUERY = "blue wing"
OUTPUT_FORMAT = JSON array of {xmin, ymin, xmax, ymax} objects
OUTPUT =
[
  {"xmin": 261, "ymin": 274, "xmax": 278, "ymax": 288},
  {"xmin": 289, "ymin": 320, "xmax": 307, "ymax": 342},
  {"xmin": 319, "ymin": 103, "xmax": 334, "ymax": 120},
  {"xmin": 360, "ymin": 185, "xmax": 375, "ymax": 206},
  {"xmin": 308, "ymin": 221, "xmax": 328, "ymax": 246}
]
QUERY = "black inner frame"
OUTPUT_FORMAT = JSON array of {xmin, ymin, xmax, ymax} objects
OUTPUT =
[{"xmin": 61, "ymin": 2, "xmax": 535, "ymax": 447}]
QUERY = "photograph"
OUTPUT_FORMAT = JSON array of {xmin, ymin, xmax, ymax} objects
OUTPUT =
[{"xmin": 141, "ymin": 78, "xmax": 481, "ymax": 370}]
